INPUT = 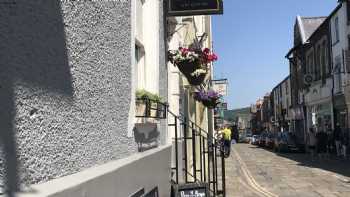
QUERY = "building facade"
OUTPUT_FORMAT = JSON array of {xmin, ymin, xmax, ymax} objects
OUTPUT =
[{"xmin": 1, "ymin": 1, "xmax": 172, "ymax": 196}]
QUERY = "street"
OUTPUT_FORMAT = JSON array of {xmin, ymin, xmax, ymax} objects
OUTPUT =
[{"xmin": 226, "ymin": 144, "xmax": 350, "ymax": 197}]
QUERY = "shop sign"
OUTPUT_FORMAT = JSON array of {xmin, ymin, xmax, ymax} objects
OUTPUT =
[
  {"xmin": 167, "ymin": 0, "xmax": 223, "ymax": 16},
  {"xmin": 212, "ymin": 79, "xmax": 228, "ymax": 96}
]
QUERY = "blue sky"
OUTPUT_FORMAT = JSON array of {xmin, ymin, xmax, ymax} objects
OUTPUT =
[{"xmin": 212, "ymin": 0, "xmax": 338, "ymax": 110}]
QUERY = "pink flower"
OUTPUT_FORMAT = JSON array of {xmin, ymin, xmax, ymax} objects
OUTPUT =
[{"xmin": 203, "ymin": 48, "xmax": 210, "ymax": 54}]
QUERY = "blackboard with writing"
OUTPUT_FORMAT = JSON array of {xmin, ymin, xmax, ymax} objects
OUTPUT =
[
  {"xmin": 172, "ymin": 183, "xmax": 209, "ymax": 197},
  {"xmin": 167, "ymin": 0, "xmax": 223, "ymax": 16}
]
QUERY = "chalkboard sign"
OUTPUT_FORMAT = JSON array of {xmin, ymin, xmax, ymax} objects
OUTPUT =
[
  {"xmin": 172, "ymin": 183, "xmax": 209, "ymax": 197},
  {"xmin": 167, "ymin": 0, "xmax": 223, "ymax": 16}
]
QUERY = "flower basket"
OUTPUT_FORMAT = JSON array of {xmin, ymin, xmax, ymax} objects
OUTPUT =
[
  {"xmin": 136, "ymin": 99, "xmax": 148, "ymax": 117},
  {"xmin": 202, "ymin": 99, "xmax": 220, "ymax": 109},
  {"xmin": 193, "ymin": 90, "xmax": 222, "ymax": 109},
  {"xmin": 169, "ymin": 47, "xmax": 217, "ymax": 86},
  {"xmin": 185, "ymin": 73, "xmax": 207, "ymax": 86},
  {"xmin": 176, "ymin": 60, "xmax": 200, "ymax": 75}
]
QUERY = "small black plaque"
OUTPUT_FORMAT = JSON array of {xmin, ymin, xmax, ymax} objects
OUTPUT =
[
  {"xmin": 172, "ymin": 183, "xmax": 209, "ymax": 197},
  {"xmin": 167, "ymin": 0, "xmax": 223, "ymax": 16}
]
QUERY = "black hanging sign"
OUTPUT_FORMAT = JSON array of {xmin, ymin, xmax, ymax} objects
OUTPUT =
[
  {"xmin": 167, "ymin": 0, "xmax": 223, "ymax": 16},
  {"xmin": 172, "ymin": 183, "xmax": 209, "ymax": 197}
]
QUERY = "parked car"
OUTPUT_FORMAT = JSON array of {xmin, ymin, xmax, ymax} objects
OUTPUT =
[
  {"xmin": 265, "ymin": 133, "xmax": 276, "ymax": 149},
  {"xmin": 251, "ymin": 135, "xmax": 260, "ymax": 145},
  {"xmin": 258, "ymin": 132, "xmax": 268, "ymax": 147},
  {"xmin": 274, "ymin": 131, "xmax": 299, "ymax": 152},
  {"xmin": 245, "ymin": 133, "xmax": 253, "ymax": 143}
]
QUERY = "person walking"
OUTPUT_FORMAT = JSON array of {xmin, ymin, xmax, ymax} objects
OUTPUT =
[
  {"xmin": 222, "ymin": 126, "xmax": 232, "ymax": 158},
  {"xmin": 341, "ymin": 130, "xmax": 349, "ymax": 159},
  {"xmin": 308, "ymin": 128, "xmax": 317, "ymax": 160},
  {"xmin": 334, "ymin": 123, "xmax": 342, "ymax": 157}
]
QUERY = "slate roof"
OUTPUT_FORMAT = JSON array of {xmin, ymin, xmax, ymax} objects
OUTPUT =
[{"xmin": 300, "ymin": 16, "xmax": 327, "ymax": 41}]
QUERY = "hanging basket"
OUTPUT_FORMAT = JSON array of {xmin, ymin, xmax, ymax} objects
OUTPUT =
[
  {"xmin": 185, "ymin": 73, "xmax": 207, "ymax": 86},
  {"xmin": 176, "ymin": 60, "xmax": 200, "ymax": 75},
  {"xmin": 202, "ymin": 99, "xmax": 219, "ymax": 109}
]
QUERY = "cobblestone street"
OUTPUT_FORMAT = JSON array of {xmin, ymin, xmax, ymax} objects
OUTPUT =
[{"xmin": 226, "ymin": 144, "xmax": 350, "ymax": 197}]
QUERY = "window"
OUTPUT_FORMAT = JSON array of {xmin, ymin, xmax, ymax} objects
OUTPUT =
[
  {"xmin": 319, "ymin": 41, "xmax": 329, "ymax": 79},
  {"xmin": 306, "ymin": 51, "xmax": 314, "ymax": 78},
  {"xmin": 135, "ymin": 44, "xmax": 146, "ymax": 89},
  {"xmin": 335, "ymin": 17, "xmax": 340, "ymax": 43},
  {"xmin": 334, "ymin": 57, "xmax": 342, "ymax": 93},
  {"xmin": 347, "ymin": 2, "xmax": 350, "ymax": 23},
  {"xmin": 323, "ymin": 41, "xmax": 330, "ymax": 75},
  {"xmin": 315, "ymin": 45, "xmax": 321, "ymax": 80}
]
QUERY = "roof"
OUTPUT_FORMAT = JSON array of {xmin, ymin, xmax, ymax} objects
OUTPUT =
[
  {"xmin": 272, "ymin": 75, "xmax": 290, "ymax": 91},
  {"xmin": 299, "ymin": 16, "xmax": 327, "ymax": 42}
]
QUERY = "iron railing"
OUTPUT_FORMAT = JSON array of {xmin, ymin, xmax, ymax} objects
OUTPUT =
[
  {"xmin": 134, "ymin": 98, "xmax": 226, "ymax": 196},
  {"xmin": 167, "ymin": 110, "xmax": 226, "ymax": 197}
]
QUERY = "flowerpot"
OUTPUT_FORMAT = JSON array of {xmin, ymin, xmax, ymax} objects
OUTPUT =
[
  {"xmin": 156, "ymin": 103, "xmax": 166, "ymax": 119},
  {"xmin": 185, "ymin": 73, "xmax": 207, "ymax": 86},
  {"xmin": 150, "ymin": 102, "xmax": 158, "ymax": 117},
  {"xmin": 136, "ymin": 100, "xmax": 147, "ymax": 117},
  {"xmin": 176, "ymin": 60, "xmax": 200, "ymax": 75}
]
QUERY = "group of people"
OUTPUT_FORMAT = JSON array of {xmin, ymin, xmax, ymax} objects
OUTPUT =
[{"xmin": 307, "ymin": 123, "xmax": 349, "ymax": 159}]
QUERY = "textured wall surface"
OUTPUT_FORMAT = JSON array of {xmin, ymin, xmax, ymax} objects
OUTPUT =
[
  {"xmin": 0, "ymin": 0, "xmax": 136, "ymax": 186},
  {"xmin": 158, "ymin": 0, "xmax": 168, "ymax": 145}
]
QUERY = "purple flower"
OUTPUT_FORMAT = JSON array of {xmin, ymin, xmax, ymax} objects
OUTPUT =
[{"xmin": 194, "ymin": 90, "xmax": 222, "ymax": 101}]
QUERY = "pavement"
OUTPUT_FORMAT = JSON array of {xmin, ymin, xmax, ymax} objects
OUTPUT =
[{"xmin": 225, "ymin": 143, "xmax": 350, "ymax": 197}]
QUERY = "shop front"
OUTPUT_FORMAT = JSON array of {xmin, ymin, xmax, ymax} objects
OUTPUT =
[
  {"xmin": 307, "ymin": 101, "xmax": 333, "ymax": 133},
  {"xmin": 334, "ymin": 94, "xmax": 348, "ymax": 130}
]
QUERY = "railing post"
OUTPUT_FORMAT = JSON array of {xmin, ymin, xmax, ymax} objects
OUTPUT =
[
  {"xmin": 202, "ymin": 136, "xmax": 206, "ymax": 182},
  {"xmin": 213, "ymin": 140, "xmax": 217, "ymax": 195},
  {"xmin": 174, "ymin": 117, "xmax": 179, "ymax": 184},
  {"xmin": 199, "ymin": 134, "xmax": 203, "ymax": 182},
  {"xmin": 183, "ymin": 117, "xmax": 188, "ymax": 183},
  {"xmin": 221, "ymin": 151, "xmax": 226, "ymax": 197},
  {"xmin": 192, "ymin": 122, "xmax": 197, "ymax": 182}
]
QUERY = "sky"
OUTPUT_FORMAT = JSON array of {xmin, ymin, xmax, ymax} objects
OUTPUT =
[{"xmin": 212, "ymin": 0, "xmax": 338, "ymax": 110}]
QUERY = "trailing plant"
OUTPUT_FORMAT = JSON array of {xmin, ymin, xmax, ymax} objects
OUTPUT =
[
  {"xmin": 193, "ymin": 89, "xmax": 222, "ymax": 108},
  {"xmin": 136, "ymin": 89, "xmax": 162, "ymax": 102}
]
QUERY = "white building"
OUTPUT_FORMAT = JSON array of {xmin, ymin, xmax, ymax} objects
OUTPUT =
[{"xmin": 330, "ymin": 1, "xmax": 350, "ymax": 130}]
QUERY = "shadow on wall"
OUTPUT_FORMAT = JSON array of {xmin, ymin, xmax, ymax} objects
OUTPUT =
[{"xmin": 0, "ymin": 1, "xmax": 73, "ymax": 195}]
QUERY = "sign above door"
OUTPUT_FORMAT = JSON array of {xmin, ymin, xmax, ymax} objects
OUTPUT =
[{"xmin": 167, "ymin": 0, "xmax": 223, "ymax": 16}]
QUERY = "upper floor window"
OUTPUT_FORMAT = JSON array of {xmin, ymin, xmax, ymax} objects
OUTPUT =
[
  {"xmin": 347, "ymin": 2, "xmax": 350, "ymax": 23},
  {"xmin": 306, "ymin": 51, "xmax": 314, "ymax": 77},
  {"xmin": 335, "ymin": 17, "xmax": 340, "ymax": 43},
  {"xmin": 315, "ymin": 45, "xmax": 321, "ymax": 80},
  {"xmin": 320, "ymin": 41, "xmax": 329, "ymax": 77}
]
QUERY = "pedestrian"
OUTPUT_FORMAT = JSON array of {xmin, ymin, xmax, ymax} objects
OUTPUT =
[
  {"xmin": 308, "ymin": 128, "xmax": 317, "ymax": 160},
  {"xmin": 316, "ymin": 130, "xmax": 327, "ymax": 158},
  {"xmin": 222, "ymin": 125, "xmax": 232, "ymax": 158},
  {"xmin": 334, "ymin": 123, "xmax": 342, "ymax": 157},
  {"xmin": 341, "ymin": 130, "xmax": 349, "ymax": 159}
]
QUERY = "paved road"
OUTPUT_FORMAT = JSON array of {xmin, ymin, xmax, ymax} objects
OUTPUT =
[{"xmin": 226, "ymin": 143, "xmax": 350, "ymax": 197}]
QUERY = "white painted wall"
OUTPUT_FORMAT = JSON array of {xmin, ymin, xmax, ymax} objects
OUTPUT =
[
  {"xmin": 15, "ymin": 145, "xmax": 172, "ymax": 197},
  {"xmin": 331, "ymin": 3, "xmax": 348, "ymax": 93}
]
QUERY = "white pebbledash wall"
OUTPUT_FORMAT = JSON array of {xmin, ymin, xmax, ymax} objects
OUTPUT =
[{"xmin": 0, "ymin": 0, "xmax": 171, "ymax": 196}]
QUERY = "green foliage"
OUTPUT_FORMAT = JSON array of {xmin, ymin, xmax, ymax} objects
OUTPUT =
[{"xmin": 136, "ymin": 89, "xmax": 162, "ymax": 102}]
